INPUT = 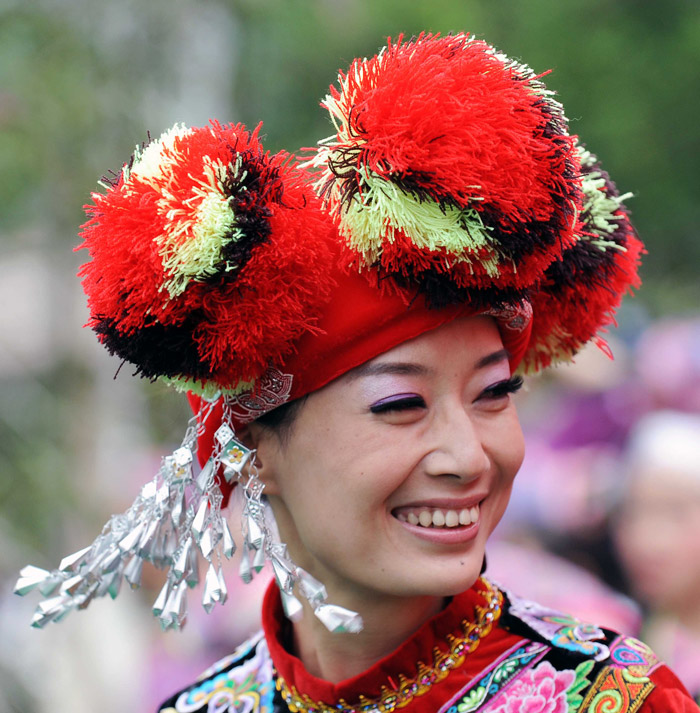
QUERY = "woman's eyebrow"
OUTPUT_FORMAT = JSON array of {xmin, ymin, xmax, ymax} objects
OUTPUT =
[
  {"xmin": 349, "ymin": 349, "xmax": 510, "ymax": 380},
  {"xmin": 475, "ymin": 349, "xmax": 511, "ymax": 370},
  {"xmin": 347, "ymin": 361, "xmax": 431, "ymax": 381}
]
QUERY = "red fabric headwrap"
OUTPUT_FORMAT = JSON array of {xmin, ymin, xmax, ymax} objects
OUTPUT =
[{"xmin": 187, "ymin": 263, "xmax": 533, "ymax": 505}]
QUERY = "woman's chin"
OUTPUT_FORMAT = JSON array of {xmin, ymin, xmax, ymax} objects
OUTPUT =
[
  {"xmin": 382, "ymin": 561, "xmax": 484, "ymax": 600},
  {"xmin": 428, "ymin": 570, "xmax": 483, "ymax": 598}
]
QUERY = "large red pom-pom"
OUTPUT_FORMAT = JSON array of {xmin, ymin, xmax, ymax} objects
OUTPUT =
[
  {"xmin": 78, "ymin": 121, "xmax": 336, "ymax": 395},
  {"xmin": 312, "ymin": 33, "xmax": 580, "ymax": 306}
]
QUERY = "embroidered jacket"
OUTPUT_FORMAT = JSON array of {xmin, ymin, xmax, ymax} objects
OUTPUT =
[{"xmin": 158, "ymin": 579, "xmax": 698, "ymax": 712}]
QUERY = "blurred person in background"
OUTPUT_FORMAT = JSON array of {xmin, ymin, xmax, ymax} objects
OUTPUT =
[
  {"xmin": 614, "ymin": 411, "xmax": 700, "ymax": 702},
  {"xmin": 634, "ymin": 319, "xmax": 700, "ymax": 414}
]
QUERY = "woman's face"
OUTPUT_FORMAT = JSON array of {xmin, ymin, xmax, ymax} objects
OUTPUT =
[{"xmin": 252, "ymin": 316, "xmax": 525, "ymax": 605}]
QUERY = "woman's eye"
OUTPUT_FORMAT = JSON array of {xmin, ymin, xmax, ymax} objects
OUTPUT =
[
  {"xmin": 369, "ymin": 394, "xmax": 426, "ymax": 414},
  {"xmin": 478, "ymin": 376, "xmax": 524, "ymax": 402}
]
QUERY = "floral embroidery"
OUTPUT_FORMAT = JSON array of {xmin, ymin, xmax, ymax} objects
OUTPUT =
[
  {"xmin": 609, "ymin": 637, "xmax": 660, "ymax": 674},
  {"xmin": 440, "ymin": 641, "xmax": 548, "ymax": 712},
  {"xmin": 567, "ymin": 661, "xmax": 596, "ymax": 711},
  {"xmin": 483, "ymin": 302, "xmax": 533, "ymax": 334},
  {"xmin": 579, "ymin": 637, "xmax": 658, "ymax": 713},
  {"xmin": 161, "ymin": 634, "xmax": 275, "ymax": 713},
  {"xmin": 507, "ymin": 592, "xmax": 610, "ymax": 662},
  {"xmin": 482, "ymin": 660, "xmax": 575, "ymax": 712}
]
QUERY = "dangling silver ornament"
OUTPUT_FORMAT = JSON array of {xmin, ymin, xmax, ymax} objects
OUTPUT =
[
  {"xmin": 13, "ymin": 566, "xmax": 53, "ymax": 597},
  {"xmin": 173, "ymin": 538, "xmax": 193, "ymax": 580},
  {"xmin": 222, "ymin": 519, "xmax": 236, "ymax": 558},
  {"xmin": 123, "ymin": 555, "xmax": 143, "ymax": 588},
  {"xmin": 313, "ymin": 603, "xmax": 364, "ymax": 634},
  {"xmin": 59, "ymin": 547, "xmax": 92, "ymax": 572},
  {"xmin": 191, "ymin": 499, "xmax": 209, "ymax": 542},
  {"xmin": 14, "ymin": 404, "xmax": 365, "ymax": 634},
  {"xmin": 217, "ymin": 566, "xmax": 228, "ymax": 605},
  {"xmin": 239, "ymin": 543, "xmax": 253, "ymax": 584},
  {"xmin": 280, "ymin": 590, "xmax": 304, "ymax": 622}
]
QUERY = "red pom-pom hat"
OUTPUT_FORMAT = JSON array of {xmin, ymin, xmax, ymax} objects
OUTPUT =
[
  {"xmin": 78, "ymin": 35, "xmax": 642, "ymax": 496},
  {"xmin": 311, "ymin": 33, "xmax": 580, "ymax": 303}
]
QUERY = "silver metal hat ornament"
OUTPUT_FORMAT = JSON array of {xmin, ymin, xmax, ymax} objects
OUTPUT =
[{"xmin": 14, "ymin": 398, "xmax": 362, "ymax": 634}]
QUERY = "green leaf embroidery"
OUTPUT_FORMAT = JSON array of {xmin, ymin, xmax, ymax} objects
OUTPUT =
[{"xmin": 567, "ymin": 660, "xmax": 595, "ymax": 711}]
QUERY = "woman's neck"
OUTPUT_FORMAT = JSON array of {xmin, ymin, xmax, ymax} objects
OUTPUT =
[{"xmin": 290, "ymin": 593, "xmax": 446, "ymax": 683}]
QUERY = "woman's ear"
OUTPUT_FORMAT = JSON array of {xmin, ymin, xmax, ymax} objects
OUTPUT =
[
  {"xmin": 233, "ymin": 423, "xmax": 256, "ymax": 451},
  {"xmin": 237, "ymin": 422, "xmax": 282, "ymax": 496}
]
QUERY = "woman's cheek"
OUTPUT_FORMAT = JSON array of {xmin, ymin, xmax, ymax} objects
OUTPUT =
[{"xmin": 490, "ymin": 415, "xmax": 525, "ymax": 479}]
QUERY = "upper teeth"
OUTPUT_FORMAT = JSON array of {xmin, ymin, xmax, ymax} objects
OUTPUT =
[{"xmin": 396, "ymin": 506, "xmax": 479, "ymax": 528}]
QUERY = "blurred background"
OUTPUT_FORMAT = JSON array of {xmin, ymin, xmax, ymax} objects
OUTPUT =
[{"xmin": 1, "ymin": 0, "xmax": 699, "ymax": 710}]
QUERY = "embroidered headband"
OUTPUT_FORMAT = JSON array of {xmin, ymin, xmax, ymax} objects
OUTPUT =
[{"xmin": 15, "ymin": 33, "xmax": 642, "ymax": 633}]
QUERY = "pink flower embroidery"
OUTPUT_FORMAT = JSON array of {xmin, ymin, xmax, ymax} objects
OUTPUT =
[{"xmin": 484, "ymin": 661, "xmax": 575, "ymax": 713}]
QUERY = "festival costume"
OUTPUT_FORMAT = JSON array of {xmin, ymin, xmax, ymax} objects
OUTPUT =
[
  {"xmin": 158, "ymin": 578, "xmax": 697, "ymax": 713},
  {"xmin": 13, "ymin": 30, "xmax": 695, "ymax": 711}
]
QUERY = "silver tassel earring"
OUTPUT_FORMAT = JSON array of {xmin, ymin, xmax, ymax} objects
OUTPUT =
[
  {"xmin": 236, "ymin": 457, "xmax": 363, "ymax": 634},
  {"xmin": 14, "ymin": 400, "xmax": 245, "ymax": 630},
  {"xmin": 15, "ymin": 400, "xmax": 363, "ymax": 634}
]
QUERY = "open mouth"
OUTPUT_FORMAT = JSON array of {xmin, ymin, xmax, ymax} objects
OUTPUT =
[{"xmin": 394, "ymin": 504, "xmax": 479, "ymax": 529}]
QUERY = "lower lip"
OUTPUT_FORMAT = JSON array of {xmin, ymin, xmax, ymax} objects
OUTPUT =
[{"xmin": 394, "ymin": 517, "xmax": 480, "ymax": 545}]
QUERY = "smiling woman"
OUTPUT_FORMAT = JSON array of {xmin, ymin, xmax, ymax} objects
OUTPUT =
[
  {"xmin": 252, "ymin": 318, "xmax": 523, "ymax": 610},
  {"xmin": 14, "ymin": 32, "xmax": 698, "ymax": 713}
]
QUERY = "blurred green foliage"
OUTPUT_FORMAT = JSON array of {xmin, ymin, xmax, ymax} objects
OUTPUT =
[{"xmin": 1, "ymin": 0, "xmax": 698, "ymax": 555}]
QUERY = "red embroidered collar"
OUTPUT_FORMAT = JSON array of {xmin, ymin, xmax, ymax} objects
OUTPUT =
[{"xmin": 262, "ymin": 578, "xmax": 503, "ymax": 711}]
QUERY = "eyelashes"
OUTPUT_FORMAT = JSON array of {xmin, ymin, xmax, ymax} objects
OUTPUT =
[
  {"xmin": 368, "ymin": 376, "xmax": 524, "ymax": 414},
  {"xmin": 370, "ymin": 393, "xmax": 425, "ymax": 414},
  {"xmin": 479, "ymin": 375, "xmax": 523, "ymax": 400}
]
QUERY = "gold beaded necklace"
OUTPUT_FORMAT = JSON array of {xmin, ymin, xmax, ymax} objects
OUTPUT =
[{"xmin": 275, "ymin": 578, "xmax": 503, "ymax": 713}]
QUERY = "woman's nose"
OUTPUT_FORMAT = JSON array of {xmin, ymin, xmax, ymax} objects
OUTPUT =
[{"xmin": 422, "ymin": 405, "xmax": 490, "ymax": 480}]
